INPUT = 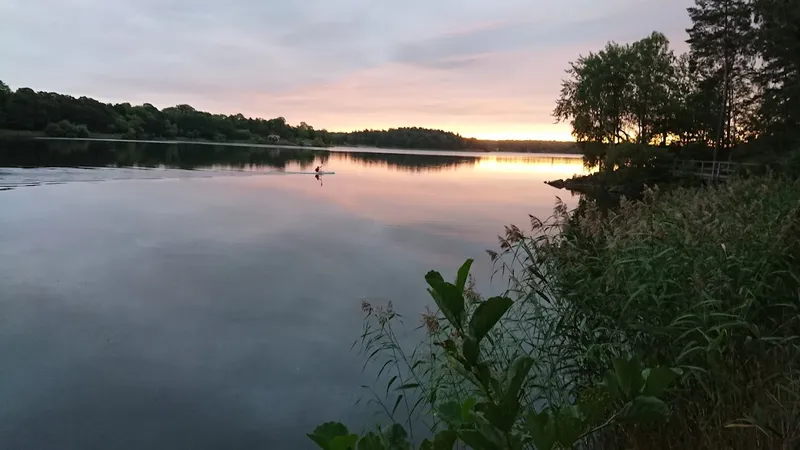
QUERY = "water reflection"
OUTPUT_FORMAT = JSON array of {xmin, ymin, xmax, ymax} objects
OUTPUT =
[
  {"xmin": 0, "ymin": 139, "xmax": 319, "ymax": 171},
  {"xmin": 0, "ymin": 139, "xmax": 589, "ymax": 174},
  {"xmin": 334, "ymin": 151, "xmax": 476, "ymax": 172}
]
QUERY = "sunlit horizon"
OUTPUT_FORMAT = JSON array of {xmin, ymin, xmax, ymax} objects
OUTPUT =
[{"xmin": 323, "ymin": 122, "xmax": 576, "ymax": 142}]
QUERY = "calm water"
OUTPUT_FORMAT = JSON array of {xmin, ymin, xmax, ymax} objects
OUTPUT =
[{"xmin": 0, "ymin": 139, "xmax": 587, "ymax": 449}]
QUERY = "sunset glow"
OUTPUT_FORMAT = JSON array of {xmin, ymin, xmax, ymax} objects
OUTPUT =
[
  {"xmin": 0, "ymin": 0, "xmax": 695, "ymax": 138},
  {"xmin": 475, "ymin": 156, "xmax": 594, "ymax": 175}
]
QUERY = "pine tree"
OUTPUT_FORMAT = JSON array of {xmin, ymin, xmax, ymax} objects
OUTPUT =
[
  {"xmin": 0, "ymin": 80, "xmax": 10, "ymax": 127},
  {"xmin": 753, "ymin": 0, "xmax": 800, "ymax": 149},
  {"xmin": 686, "ymin": 0, "xmax": 756, "ymax": 158}
]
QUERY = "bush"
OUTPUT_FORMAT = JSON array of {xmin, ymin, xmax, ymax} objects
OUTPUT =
[
  {"xmin": 517, "ymin": 176, "xmax": 800, "ymax": 448},
  {"xmin": 43, "ymin": 120, "xmax": 90, "ymax": 138},
  {"xmin": 604, "ymin": 143, "xmax": 674, "ymax": 171}
]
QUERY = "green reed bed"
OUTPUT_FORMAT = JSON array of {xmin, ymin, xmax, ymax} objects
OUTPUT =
[
  {"xmin": 546, "ymin": 177, "xmax": 800, "ymax": 449},
  {"xmin": 310, "ymin": 176, "xmax": 800, "ymax": 450}
]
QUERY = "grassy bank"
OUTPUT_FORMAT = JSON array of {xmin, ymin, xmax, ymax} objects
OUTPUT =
[{"xmin": 310, "ymin": 175, "xmax": 800, "ymax": 449}]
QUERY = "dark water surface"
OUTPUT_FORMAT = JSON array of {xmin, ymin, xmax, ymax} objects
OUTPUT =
[{"xmin": 0, "ymin": 139, "xmax": 587, "ymax": 449}]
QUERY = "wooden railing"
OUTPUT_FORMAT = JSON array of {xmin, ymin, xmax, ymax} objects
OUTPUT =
[{"xmin": 672, "ymin": 160, "xmax": 759, "ymax": 181}]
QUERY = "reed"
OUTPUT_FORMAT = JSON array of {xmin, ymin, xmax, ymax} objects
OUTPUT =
[{"xmin": 311, "ymin": 175, "xmax": 800, "ymax": 449}]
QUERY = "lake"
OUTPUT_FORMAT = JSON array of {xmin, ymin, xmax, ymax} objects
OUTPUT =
[{"xmin": 0, "ymin": 139, "xmax": 588, "ymax": 449}]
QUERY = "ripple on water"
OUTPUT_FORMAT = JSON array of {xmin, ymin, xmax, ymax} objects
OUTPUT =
[{"xmin": 0, "ymin": 167, "xmax": 271, "ymax": 191}]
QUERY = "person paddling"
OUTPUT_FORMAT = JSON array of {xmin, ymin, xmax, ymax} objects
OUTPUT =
[{"xmin": 314, "ymin": 165, "xmax": 322, "ymax": 173}]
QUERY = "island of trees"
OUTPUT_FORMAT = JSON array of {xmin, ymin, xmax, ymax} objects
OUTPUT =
[{"xmin": 0, "ymin": 81, "xmax": 578, "ymax": 154}]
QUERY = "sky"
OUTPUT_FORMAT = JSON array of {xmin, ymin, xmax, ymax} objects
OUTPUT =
[{"xmin": 0, "ymin": 0, "xmax": 694, "ymax": 140}]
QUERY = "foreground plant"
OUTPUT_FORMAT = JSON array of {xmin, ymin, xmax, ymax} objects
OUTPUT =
[
  {"xmin": 309, "ymin": 260, "xmax": 680, "ymax": 450},
  {"xmin": 495, "ymin": 177, "xmax": 800, "ymax": 448}
]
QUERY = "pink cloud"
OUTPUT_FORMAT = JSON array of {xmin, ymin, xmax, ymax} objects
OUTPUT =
[{"xmin": 233, "ymin": 48, "xmax": 588, "ymax": 139}]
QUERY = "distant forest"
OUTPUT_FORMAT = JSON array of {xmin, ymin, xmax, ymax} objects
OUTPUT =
[{"xmin": 0, "ymin": 81, "xmax": 578, "ymax": 154}]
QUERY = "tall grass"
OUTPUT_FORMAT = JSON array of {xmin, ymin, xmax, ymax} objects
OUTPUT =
[
  {"xmin": 315, "ymin": 175, "xmax": 800, "ymax": 449},
  {"xmin": 545, "ymin": 177, "xmax": 800, "ymax": 448}
]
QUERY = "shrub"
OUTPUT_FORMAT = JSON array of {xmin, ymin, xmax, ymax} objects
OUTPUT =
[
  {"xmin": 43, "ymin": 120, "xmax": 90, "ymax": 138},
  {"xmin": 506, "ymin": 176, "xmax": 800, "ymax": 448},
  {"xmin": 604, "ymin": 143, "xmax": 674, "ymax": 172}
]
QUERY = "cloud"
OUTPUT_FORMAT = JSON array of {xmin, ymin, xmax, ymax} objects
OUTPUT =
[
  {"xmin": 0, "ymin": 0, "xmax": 695, "ymax": 138},
  {"xmin": 392, "ymin": 1, "xmax": 690, "ymax": 70}
]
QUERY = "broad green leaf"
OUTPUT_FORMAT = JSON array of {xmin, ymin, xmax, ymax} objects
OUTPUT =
[
  {"xmin": 468, "ymin": 297, "xmax": 513, "ymax": 343},
  {"xmin": 425, "ymin": 272, "xmax": 465, "ymax": 331},
  {"xmin": 436, "ymin": 401, "xmax": 463, "ymax": 426},
  {"xmin": 613, "ymin": 356, "xmax": 644, "ymax": 398},
  {"xmin": 308, "ymin": 422, "xmax": 351, "ymax": 450},
  {"xmin": 525, "ymin": 410, "xmax": 555, "ymax": 450},
  {"xmin": 554, "ymin": 406, "xmax": 584, "ymax": 447},
  {"xmin": 502, "ymin": 355, "xmax": 534, "ymax": 408},
  {"xmin": 485, "ymin": 402, "xmax": 517, "ymax": 433},
  {"xmin": 618, "ymin": 395, "xmax": 669, "ymax": 423},
  {"xmin": 330, "ymin": 434, "xmax": 359, "ymax": 450},
  {"xmin": 357, "ymin": 432, "xmax": 384, "ymax": 450},
  {"xmin": 425, "ymin": 270, "xmax": 445, "ymax": 285},
  {"xmin": 431, "ymin": 429, "xmax": 457, "ymax": 450},
  {"xmin": 475, "ymin": 362, "xmax": 501, "ymax": 396},
  {"xmin": 602, "ymin": 369, "xmax": 620, "ymax": 400},
  {"xmin": 477, "ymin": 421, "xmax": 508, "ymax": 448},
  {"xmin": 461, "ymin": 397, "xmax": 477, "ymax": 422},
  {"xmin": 458, "ymin": 429, "xmax": 498, "ymax": 450},
  {"xmin": 462, "ymin": 337, "xmax": 479, "ymax": 367},
  {"xmin": 642, "ymin": 367, "xmax": 682, "ymax": 397},
  {"xmin": 455, "ymin": 259, "xmax": 474, "ymax": 292},
  {"xmin": 381, "ymin": 423, "xmax": 412, "ymax": 450}
]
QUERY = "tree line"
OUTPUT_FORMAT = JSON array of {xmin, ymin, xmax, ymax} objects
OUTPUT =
[
  {"xmin": 554, "ymin": 0, "xmax": 800, "ymax": 163},
  {"xmin": 326, "ymin": 128, "xmax": 578, "ymax": 153},
  {"xmin": 0, "ymin": 81, "xmax": 578, "ymax": 153},
  {"xmin": 0, "ymin": 82, "xmax": 327, "ymax": 146}
]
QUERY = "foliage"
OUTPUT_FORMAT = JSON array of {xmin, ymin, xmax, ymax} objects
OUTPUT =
[
  {"xmin": 0, "ymin": 83, "xmax": 327, "ymax": 145},
  {"xmin": 325, "ymin": 129, "xmax": 580, "ymax": 153},
  {"xmin": 687, "ymin": 0, "xmax": 757, "ymax": 151},
  {"xmin": 553, "ymin": 32, "xmax": 679, "ymax": 146},
  {"xmin": 512, "ymin": 177, "xmax": 800, "ymax": 448},
  {"xmin": 603, "ymin": 143, "xmax": 675, "ymax": 172},
  {"xmin": 310, "ymin": 261, "xmax": 680, "ymax": 449},
  {"xmin": 555, "ymin": 0, "xmax": 799, "ymax": 166},
  {"xmin": 0, "ymin": 80, "xmax": 10, "ymax": 127},
  {"xmin": 753, "ymin": 0, "xmax": 800, "ymax": 150},
  {"xmin": 43, "ymin": 120, "xmax": 90, "ymax": 138},
  {"xmin": 327, "ymin": 127, "xmax": 474, "ymax": 151}
]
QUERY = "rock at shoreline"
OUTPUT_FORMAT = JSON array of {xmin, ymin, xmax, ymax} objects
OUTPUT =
[{"xmin": 545, "ymin": 179, "xmax": 567, "ymax": 189}]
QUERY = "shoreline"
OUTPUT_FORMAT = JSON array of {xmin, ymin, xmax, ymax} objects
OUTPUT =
[
  {"xmin": 1, "ymin": 135, "xmax": 586, "ymax": 159},
  {"xmin": 0, "ymin": 130, "xmax": 582, "ymax": 155},
  {"xmin": 33, "ymin": 136, "xmax": 330, "ymax": 151}
]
